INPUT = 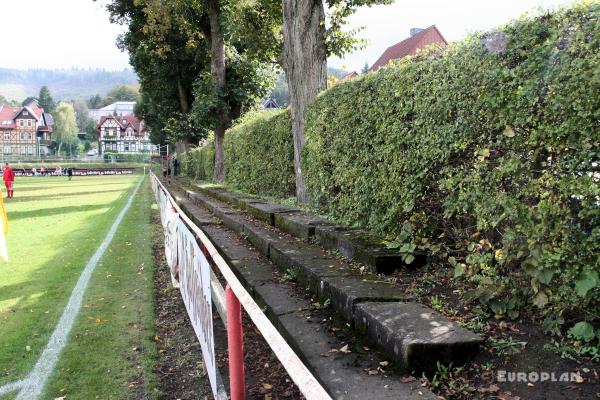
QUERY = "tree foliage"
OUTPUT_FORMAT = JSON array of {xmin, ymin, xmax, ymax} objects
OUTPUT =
[
  {"xmin": 187, "ymin": 3, "xmax": 600, "ymax": 349},
  {"xmin": 106, "ymin": 0, "xmax": 280, "ymax": 178},
  {"xmin": 53, "ymin": 102, "xmax": 78, "ymax": 154},
  {"xmin": 103, "ymin": 84, "xmax": 139, "ymax": 105},
  {"xmin": 38, "ymin": 86, "xmax": 55, "ymax": 113}
]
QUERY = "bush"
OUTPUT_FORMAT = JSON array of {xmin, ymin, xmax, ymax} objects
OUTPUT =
[
  {"xmin": 184, "ymin": 110, "xmax": 295, "ymax": 197},
  {"xmin": 223, "ymin": 110, "xmax": 294, "ymax": 197},
  {"xmin": 303, "ymin": 4, "xmax": 599, "ymax": 333},
  {"xmin": 182, "ymin": 139, "xmax": 215, "ymax": 181}
]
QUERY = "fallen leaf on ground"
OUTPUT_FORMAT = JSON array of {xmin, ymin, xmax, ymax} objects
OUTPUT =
[
  {"xmin": 262, "ymin": 383, "xmax": 273, "ymax": 390},
  {"xmin": 400, "ymin": 376, "xmax": 416, "ymax": 383},
  {"xmin": 478, "ymin": 384, "xmax": 500, "ymax": 393},
  {"xmin": 379, "ymin": 361, "xmax": 389, "ymax": 367},
  {"xmin": 339, "ymin": 344, "xmax": 351, "ymax": 353}
]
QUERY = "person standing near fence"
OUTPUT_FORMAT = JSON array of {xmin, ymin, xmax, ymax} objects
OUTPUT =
[
  {"xmin": 67, "ymin": 168, "xmax": 73, "ymax": 181},
  {"xmin": 2, "ymin": 163, "xmax": 15, "ymax": 198},
  {"xmin": 173, "ymin": 156, "xmax": 179, "ymax": 176}
]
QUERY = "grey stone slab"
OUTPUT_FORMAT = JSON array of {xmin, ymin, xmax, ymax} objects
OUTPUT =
[
  {"xmin": 199, "ymin": 225, "xmax": 273, "ymax": 295},
  {"xmin": 354, "ymin": 302, "xmax": 483, "ymax": 372},
  {"xmin": 253, "ymin": 282, "xmax": 310, "ymax": 317},
  {"xmin": 219, "ymin": 212, "xmax": 246, "ymax": 234},
  {"xmin": 317, "ymin": 276, "xmax": 412, "ymax": 321},
  {"xmin": 273, "ymin": 212, "xmax": 335, "ymax": 239},
  {"xmin": 169, "ymin": 190, "xmax": 217, "ymax": 226},
  {"xmin": 241, "ymin": 223, "xmax": 285, "ymax": 257},
  {"xmin": 268, "ymin": 240, "xmax": 351, "ymax": 294},
  {"xmin": 230, "ymin": 257, "xmax": 274, "ymax": 292},
  {"xmin": 201, "ymin": 225, "xmax": 257, "ymax": 265},
  {"xmin": 245, "ymin": 202, "xmax": 299, "ymax": 225},
  {"xmin": 315, "ymin": 225, "xmax": 424, "ymax": 274},
  {"xmin": 277, "ymin": 312, "xmax": 437, "ymax": 400},
  {"xmin": 185, "ymin": 189, "xmax": 238, "ymax": 219}
]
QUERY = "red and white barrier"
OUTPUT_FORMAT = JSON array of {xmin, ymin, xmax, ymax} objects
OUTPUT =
[{"xmin": 150, "ymin": 172, "xmax": 331, "ymax": 400}]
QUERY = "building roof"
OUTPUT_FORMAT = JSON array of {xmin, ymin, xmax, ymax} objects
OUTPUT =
[
  {"xmin": 0, "ymin": 103, "xmax": 52, "ymax": 131},
  {"xmin": 90, "ymin": 101, "xmax": 136, "ymax": 122},
  {"xmin": 97, "ymin": 114, "xmax": 145, "ymax": 136},
  {"xmin": 261, "ymin": 98, "xmax": 279, "ymax": 109},
  {"xmin": 342, "ymin": 71, "xmax": 359, "ymax": 79},
  {"xmin": 369, "ymin": 25, "xmax": 447, "ymax": 72},
  {"xmin": 0, "ymin": 105, "xmax": 18, "ymax": 128}
]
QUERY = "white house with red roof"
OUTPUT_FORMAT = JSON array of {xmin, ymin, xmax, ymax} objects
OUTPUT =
[
  {"xmin": 0, "ymin": 100, "xmax": 53, "ymax": 157},
  {"xmin": 97, "ymin": 114, "xmax": 150, "ymax": 154},
  {"xmin": 369, "ymin": 25, "xmax": 447, "ymax": 72}
]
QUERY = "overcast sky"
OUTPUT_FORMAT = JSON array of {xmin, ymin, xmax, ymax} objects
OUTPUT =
[
  {"xmin": 0, "ymin": 0, "xmax": 577, "ymax": 72},
  {"xmin": 1, "ymin": 0, "xmax": 129, "ymax": 71}
]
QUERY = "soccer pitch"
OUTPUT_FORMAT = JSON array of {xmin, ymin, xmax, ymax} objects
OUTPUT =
[{"xmin": 0, "ymin": 174, "xmax": 157, "ymax": 400}]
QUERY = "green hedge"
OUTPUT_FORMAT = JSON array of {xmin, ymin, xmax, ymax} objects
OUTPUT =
[
  {"xmin": 184, "ymin": 110, "xmax": 294, "ymax": 197},
  {"xmin": 223, "ymin": 110, "xmax": 294, "ymax": 197},
  {"xmin": 303, "ymin": 3, "xmax": 599, "ymax": 336},
  {"xmin": 183, "ymin": 4, "xmax": 599, "ymax": 345},
  {"xmin": 182, "ymin": 139, "xmax": 215, "ymax": 181}
]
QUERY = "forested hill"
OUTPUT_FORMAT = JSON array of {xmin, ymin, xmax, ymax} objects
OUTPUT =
[{"xmin": 0, "ymin": 68, "xmax": 138, "ymax": 101}]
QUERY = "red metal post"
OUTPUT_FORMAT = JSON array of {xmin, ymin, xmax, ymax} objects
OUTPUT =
[{"xmin": 226, "ymin": 285, "xmax": 246, "ymax": 400}]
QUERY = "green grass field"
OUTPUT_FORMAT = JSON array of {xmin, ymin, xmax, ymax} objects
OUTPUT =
[{"xmin": 0, "ymin": 174, "xmax": 158, "ymax": 399}]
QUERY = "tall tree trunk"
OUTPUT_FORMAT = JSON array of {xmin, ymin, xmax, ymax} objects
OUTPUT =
[
  {"xmin": 175, "ymin": 79, "xmax": 191, "ymax": 156},
  {"xmin": 176, "ymin": 79, "xmax": 190, "ymax": 114},
  {"xmin": 281, "ymin": 0, "xmax": 327, "ymax": 203},
  {"xmin": 205, "ymin": 0, "xmax": 229, "ymax": 183}
]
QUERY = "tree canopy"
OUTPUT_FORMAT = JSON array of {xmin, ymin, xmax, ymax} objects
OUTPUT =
[
  {"xmin": 53, "ymin": 102, "xmax": 78, "ymax": 155},
  {"xmin": 38, "ymin": 86, "xmax": 55, "ymax": 113},
  {"xmin": 107, "ymin": 0, "xmax": 281, "ymax": 178}
]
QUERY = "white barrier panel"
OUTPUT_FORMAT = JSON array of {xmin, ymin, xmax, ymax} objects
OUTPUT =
[
  {"xmin": 164, "ymin": 204, "xmax": 179, "ymax": 280},
  {"xmin": 176, "ymin": 218, "xmax": 217, "ymax": 397}
]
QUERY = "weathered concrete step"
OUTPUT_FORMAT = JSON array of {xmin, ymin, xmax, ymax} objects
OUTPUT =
[
  {"xmin": 314, "ymin": 225, "xmax": 426, "ymax": 273},
  {"xmin": 165, "ymin": 186, "xmax": 219, "ymax": 226},
  {"xmin": 274, "ymin": 211, "xmax": 335, "ymax": 239},
  {"xmin": 166, "ymin": 178, "xmax": 483, "ymax": 371},
  {"xmin": 191, "ymin": 182, "xmax": 414, "ymax": 274},
  {"xmin": 192, "ymin": 183, "xmax": 300, "ymax": 225},
  {"xmin": 174, "ymin": 206, "xmax": 436, "ymax": 399},
  {"xmin": 354, "ymin": 302, "xmax": 484, "ymax": 373},
  {"xmin": 277, "ymin": 310, "xmax": 437, "ymax": 400}
]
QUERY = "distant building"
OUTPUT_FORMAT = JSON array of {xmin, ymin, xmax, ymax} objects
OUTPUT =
[
  {"xmin": 369, "ymin": 25, "xmax": 447, "ymax": 72},
  {"xmin": 89, "ymin": 101, "xmax": 136, "ymax": 122},
  {"xmin": 342, "ymin": 71, "xmax": 359, "ymax": 80},
  {"xmin": 0, "ymin": 101, "xmax": 53, "ymax": 157},
  {"xmin": 97, "ymin": 114, "xmax": 150, "ymax": 154}
]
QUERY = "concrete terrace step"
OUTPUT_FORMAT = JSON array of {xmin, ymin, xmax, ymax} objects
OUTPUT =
[
  {"xmin": 191, "ymin": 183, "xmax": 415, "ymax": 274},
  {"xmin": 166, "ymin": 178, "xmax": 483, "ymax": 374},
  {"xmin": 162, "ymin": 183, "xmax": 436, "ymax": 400}
]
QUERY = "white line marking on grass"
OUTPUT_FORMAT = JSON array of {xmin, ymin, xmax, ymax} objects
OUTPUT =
[
  {"xmin": 0, "ymin": 379, "xmax": 26, "ymax": 396},
  {"xmin": 15, "ymin": 177, "xmax": 144, "ymax": 400}
]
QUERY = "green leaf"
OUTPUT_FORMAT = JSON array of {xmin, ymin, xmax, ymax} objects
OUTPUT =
[
  {"xmin": 503, "ymin": 125, "xmax": 515, "ymax": 137},
  {"xmin": 385, "ymin": 241, "xmax": 400, "ymax": 249},
  {"xmin": 404, "ymin": 254, "xmax": 415, "ymax": 264},
  {"xmin": 568, "ymin": 321, "xmax": 595, "ymax": 342},
  {"xmin": 536, "ymin": 269, "xmax": 555, "ymax": 285},
  {"xmin": 453, "ymin": 263, "xmax": 466, "ymax": 278},
  {"xmin": 490, "ymin": 300, "xmax": 506, "ymax": 315},
  {"xmin": 575, "ymin": 271, "xmax": 598, "ymax": 297},
  {"xmin": 532, "ymin": 291, "xmax": 548, "ymax": 308}
]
